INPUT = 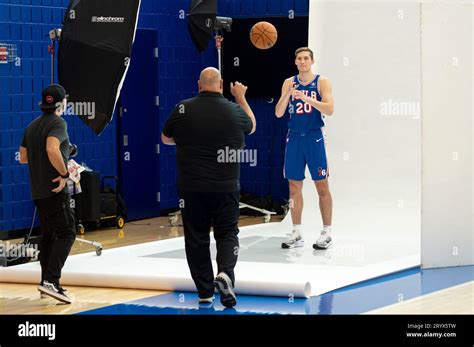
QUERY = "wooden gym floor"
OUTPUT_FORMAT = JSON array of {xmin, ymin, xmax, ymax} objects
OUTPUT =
[{"xmin": 0, "ymin": 215, "xmax": 282, "ymax": 314}]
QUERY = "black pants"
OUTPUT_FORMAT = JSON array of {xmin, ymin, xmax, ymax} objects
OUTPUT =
[
  {"xmin": 180, "ymin": 191, "xmax": 240, "ymax": 299},
  {"xmin": 34, "ymin": 191, "xmax": 76, "ymax": 285}
]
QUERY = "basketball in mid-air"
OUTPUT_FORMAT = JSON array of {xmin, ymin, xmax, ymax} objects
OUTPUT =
[{"xmin": 250, "ymin": 21, "xmax": 278, "ymax": 50}]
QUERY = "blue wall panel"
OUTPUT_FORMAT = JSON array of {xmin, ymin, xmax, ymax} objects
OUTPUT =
[{"xmin": 0, "ymin": 0, "xmax": 118, "ymax": 234}]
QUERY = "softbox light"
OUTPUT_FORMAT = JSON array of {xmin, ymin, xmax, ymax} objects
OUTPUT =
[
  {"xmin": 58, "ymin": 0, "xmax": 141, "ymax": 135},
  {"xmin": 187, "ymin": 0, "xmax": 217, "ymax": 52}
]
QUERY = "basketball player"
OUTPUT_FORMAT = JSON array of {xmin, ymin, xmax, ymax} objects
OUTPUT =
[{"xmin": 275, "ymin": 47, "xmax": 335, "ymax": 250}]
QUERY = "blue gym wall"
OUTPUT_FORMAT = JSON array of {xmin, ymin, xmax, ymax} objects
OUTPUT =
[
  {"xmin": 0, "ymin": 0, "xmax": 308, "ymax": 236},
  {"xmin": 0, "ymin": 0, "xmax": 119, "ymax": 234}
]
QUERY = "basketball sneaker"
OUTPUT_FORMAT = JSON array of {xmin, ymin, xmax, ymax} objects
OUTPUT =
[
  {"xmin": 281, "ymin": 230, "xmax": 304, "ymax": 249},
  {"xmin": 313, "ymin": 230, "xmax": 333, "ymax": 250}
]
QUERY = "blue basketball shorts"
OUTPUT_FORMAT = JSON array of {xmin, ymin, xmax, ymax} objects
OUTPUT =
[{"xmin": 283, "ymin": 129, "xmax": 329, "ymax": 181}]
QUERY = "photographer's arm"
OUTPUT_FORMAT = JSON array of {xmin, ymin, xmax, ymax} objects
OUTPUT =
[{"xmin": 46, "ymin": 137, "xmax": 68, "ymax": 176}]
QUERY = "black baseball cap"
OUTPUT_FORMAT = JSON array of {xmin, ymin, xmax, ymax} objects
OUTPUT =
[{"xmin": 39, "ymin": 84, "xmax": 69, "ymax": 110}]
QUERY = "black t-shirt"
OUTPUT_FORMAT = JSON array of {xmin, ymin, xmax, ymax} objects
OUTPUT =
[
  {"xmin": 21, "ymin": 114, "xmax": 70, "ymax": 200},
  {"xmin": 163, "ymin": 92, "xmax": 253, "ymax": 192}
]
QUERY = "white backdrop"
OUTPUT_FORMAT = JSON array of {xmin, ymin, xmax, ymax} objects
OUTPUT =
[
  {"xmin": 420, "ymin": 1, "xmax": 473, "ymax": 268},
  {"xmin": 307, "ymin": 0, "xmax": 422, "ymax": 248}
]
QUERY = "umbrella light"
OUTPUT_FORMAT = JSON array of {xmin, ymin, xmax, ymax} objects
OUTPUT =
[{"xmin": 58, "ymin": 0, "xmax": 141, "ymax": 135}]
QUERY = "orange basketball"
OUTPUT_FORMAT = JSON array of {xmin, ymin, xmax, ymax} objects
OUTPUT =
[{"xmin": 250, "ymin": 21, "xmax": 278, "ymax": 50}]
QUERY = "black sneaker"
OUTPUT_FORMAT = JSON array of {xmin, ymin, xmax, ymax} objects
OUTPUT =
[
  {"xmin": 198, "ymin": 296, "xmax": 214, "ymax": 304},
  {"xmin": 38, "ymin": 281, "xmax": 72, "ymax": 304},
  {"xmin": 214, "ymin": 272, "xmax": 237, "ymax": 308},
  {"xmin": 198, "ymin": 296, "xmax": 215, "ymax": 308},
  {"xmin": 39, "ymin": 281, "xmax": 68, "ymax": 298}
]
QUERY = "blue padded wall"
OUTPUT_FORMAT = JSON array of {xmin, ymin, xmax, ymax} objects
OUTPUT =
[
  {"xmin": 0, "ymin": 0, "xmax": 117, "ymax": 234},
  {"xmin": 138, "ymin": 0, "xmax": 218, "ymax": 210}
]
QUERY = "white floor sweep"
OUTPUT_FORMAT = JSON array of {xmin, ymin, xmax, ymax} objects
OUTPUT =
[{"xmin": 0, "ymin": 178, "xmax": 420, "ymax": 298}]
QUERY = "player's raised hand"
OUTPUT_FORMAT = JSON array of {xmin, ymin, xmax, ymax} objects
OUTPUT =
[
  {"xmin": 292, "ymin": 89, "xmax": 306, "ymax": 101},
  {"xmin": 230, "ymin": 82, "xmax": 248, "ymax": 99},
  {"xmin": 285, "ymin": 81, "xmax": 296, "ymax": 97}
]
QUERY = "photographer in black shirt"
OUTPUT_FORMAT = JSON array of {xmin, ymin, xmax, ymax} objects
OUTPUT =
[
  {"xmin": 19, "ymin": 84, "xmax": 75, "ymax": 304},
  {"xmin": 162, "ymin": 67, "xmax": 256, "ymax": 308}
]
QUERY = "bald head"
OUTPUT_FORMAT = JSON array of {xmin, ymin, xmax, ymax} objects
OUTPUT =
[{"xmin": 198, "ymin": 67, "xmax": 223, "ymax": 93}]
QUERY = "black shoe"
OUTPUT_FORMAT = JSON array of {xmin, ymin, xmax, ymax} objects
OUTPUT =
[
  {"xmin": 198, "ymin": 296, "xmax": 215, "ymax": 308},
  {"xmin": 214, "ymin": 272, "xmax": 237, "ymax": 308},
  {"xmin": 38, "ymin": 281, "xmax": 72, "ymax": 304},
  {"xmin": 39, "ymin": 280, "xmax": 68, "ymax": 298},
  {"xmin": 198, "ymin": 296, "xmax": 215, "ymax": 304}
]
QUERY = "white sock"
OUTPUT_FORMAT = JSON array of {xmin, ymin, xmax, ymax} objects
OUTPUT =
[
  {"xmin": 323, "ymin": 225, "xmax": 331, "ymax": 233},
  {"xmin": 293, "ymin": 224, "xmax": 303, "ymax": 235}
]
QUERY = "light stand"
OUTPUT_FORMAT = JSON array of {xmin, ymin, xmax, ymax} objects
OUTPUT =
[
  {"xmin": 215, "ymin": 33, "xmax": 224, "ymax": 73},
  {"xmin": 213, "ymin": 17, "xmax": 232, "ymax": 75},
  {"xmin": 48, "ymin": 29, "xmax": 61, "ymax": 84}
]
